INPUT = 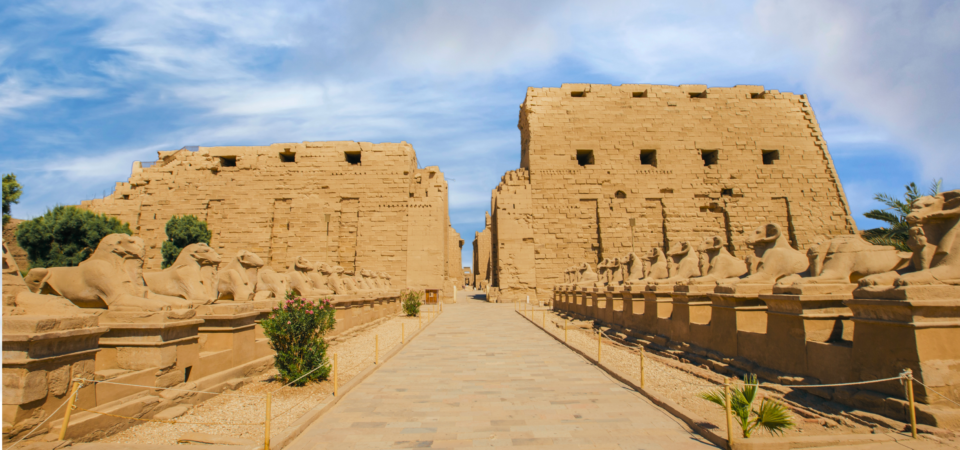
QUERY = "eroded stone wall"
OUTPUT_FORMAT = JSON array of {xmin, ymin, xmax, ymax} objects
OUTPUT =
[
  {"xmin": 485, "ymin": 84, "xmax": 856, "ymax": 302},
  {"xmin": 80, "ymin": 141, "xmax": 456, "ymax": 292}
]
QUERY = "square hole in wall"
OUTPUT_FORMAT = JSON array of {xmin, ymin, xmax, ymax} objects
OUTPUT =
[
  {"xmin": 279, "ymin": 152, "xmax": 296, "ymax": 163},
  {"xmin": 762, "ymin": 150, "xmax": 780, "ymax": 165},
  {"xmin": 219, "ymin": 156, "xmax": 237, "ymax": 167},
  {"xmin": 689, "ymin": 92, "xmax": 707, "ymax": 98},
  {"xmin": 721, "ymin": 189, "xmax": 733, "ymax": 196},
  {"xmin": 632, "ymin": 91, "xmax": 648, "ymax": 98},
  {"xmin": 701, "ymin": 150, "xmax": 718, "ymax": 166},
  {"xmin": 345, "ymin": 151, "xmax": 361, "ymax": 165},
  {"xmin": 570, "ymin": 91, "xmax": 586, "ymax": 97},
  {"xmin": 576, "ymin": 149, "xmax": 595, "ymax": 166},
  {"xmin": 751, "ymin": 92, "xmax": 765, "ymax": 99},
  {"xmin": 640, "ymin": 150, "xmax": 657, "ymax": 167}
]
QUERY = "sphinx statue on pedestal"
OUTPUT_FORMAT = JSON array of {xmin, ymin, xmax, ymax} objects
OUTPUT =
[
  {"xmin": 684, "ymin": 236, "xmax": 748, "ymax": 285},
  {"xmin": 144, "ymin": 243, "xmax": 221, "ymax": 303},
  {"xmin": 25, "ymin": 234, "xmax": 192, "ymax": 311},
  {"xmin": 719, "ymin": 223, "xmax": 807, "ymax": 287},
  {"xmin": 217, "ymin": 250, "xmax": 264, "ymax": 301},
  {"xmin": 860, "ymin": 190, "xmax": 960, "ymax": 287}
]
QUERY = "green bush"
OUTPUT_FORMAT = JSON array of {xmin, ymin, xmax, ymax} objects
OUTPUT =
[
  {"xmin": 3, "ymin": 173, "xmax": 22, "ymax": 226},
  {"xmin": 16, "ymin": 205, "xmax": 132, "ymax": 268},
  {"xmin": 161, "ymin": 215, "xmax": 212, "ymax": 268},
  {"xmin": 261, "ymin": 291, "xmax": 337, "ymax": 386},
  {"xmin": 402, "ymin": 290, "xmax": 423, "ymax": 316}
]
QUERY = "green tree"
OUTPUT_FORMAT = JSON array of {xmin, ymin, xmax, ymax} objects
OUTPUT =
[
  {"xmin": 700, "ymin": 374, "xmax": 794, "ymax": 438},
  {"xmin": 15, "ymin": 205, "xmax": 132, "ymax": 268},
  {"xmin": 862, "ymin": 179, "xmax": 942, "ymax": 251},
  {"xmin": 161, "ymin": 215, "xmax": 212, "ymax": 268},
  {"xmin": 3, "ymin": 173, "xmax": 23, "ymax": 226}
]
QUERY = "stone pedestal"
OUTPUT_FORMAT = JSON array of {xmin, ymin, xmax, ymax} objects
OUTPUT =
[
  {"xmin": 194, "ymin": 303, "xmax": 258, "ymax": 380},
  {"xmin": 642, "ymin": 284, "xmax": 674, "ymax": 337},
  {"xmin": 707, "ymin": 293, "xmax": 768, "ymax": 358},
  {"xmin": 670, "ymin": 284, "xmax": 714, "ymax": 348},
  {"xmin": 759, "ymin": 287, "xmax": 854, "ymax": 381},
  {"xmin": 606, "ymin": 285, "xmax": 625, "ymax": 327},
  {"xmin": 96, "ymin": 310, "xmax": 203, "ymax": 392},
  {"xmin": 847, "ymin": 286, "xmax": 960, "ymax": 406},
  {"xmin": 2, "ymin": 314, "xmax": 106, "ymax": 439},
  {"xmin": 622, "ymin": 285, "xmax": 646, "ymax": 330}
]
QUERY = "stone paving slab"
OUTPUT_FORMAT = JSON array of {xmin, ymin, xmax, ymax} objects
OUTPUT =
[{"xmin": 287, "ymin": 293, "xmax": 716, "ymax": 449}]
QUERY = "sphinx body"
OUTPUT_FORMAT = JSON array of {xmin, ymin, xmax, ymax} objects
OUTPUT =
[
  {"xmin": 684, "ymin": 236, "xmax": 748, "ymax": 285},
  {"xmin": 217, "ymin": 250, "xmax": 264, "ymax": 301},
  {"xmin": 25, "ymin": 234, "xmax": 192, "ymax": 311},
  {"xmin": 144, "ymin": 243, "xmax": 221, "ymax": 303},
  {"xmin": 720, "ymin": 223, "xmax": 807, "ymax": 286}
]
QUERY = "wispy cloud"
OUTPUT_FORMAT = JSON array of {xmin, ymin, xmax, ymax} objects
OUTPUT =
[{"xmin": 1, "ymin": 0, "xmax": 957, "ymax": 267}]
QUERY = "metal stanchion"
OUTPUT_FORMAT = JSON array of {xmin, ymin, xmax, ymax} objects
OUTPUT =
[
  {"xmin": 264, "ymin": 393, "xmax": 272, "ymax": 450},
  {"xmin": 59, "ymin": 381, "xmax": 81, "ymax": 440},
  {"xmin": 725, "ymin": 379, "xmax": 734, "ymax": 447},
  {"xmin": 333, "ymin": 354, "xmax": 339, "ymax": 396},
  {"xmin": 564, "ymin": 319, "xmax": 568, "ymax": 343},
  {"xmin": 376, "ymin": 335, "xmax": 379, "ymax": 365},
  {"xmin": 402, "ymin": 323, "xmax": 405, "ymax": 344},
  {"xmin": 906, "ymin": 369, "xmax": 917, "ymax": 438}
]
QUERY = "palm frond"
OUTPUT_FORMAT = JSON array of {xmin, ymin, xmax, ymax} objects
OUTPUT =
[
  {"xmin": 752, "ymin": 398, "xmax": 795, "ymax": 437},
  {"xmin": 930, "ymin": 178, "xmax": 943, "ymax": 197},
  {"xmin": 874, "ymin": 192, "xmax": 912, "ymax": 217},
  {"xmin": 699, "ymin": 389, "xmax": 727, "ymax": 409},
  {"xmin": 862, "ymin": 210, "xmax": 903, "ymax": 226},
  {"xmin": 863, "ymin": 235, "xmax": 911, "ymax": 252}
]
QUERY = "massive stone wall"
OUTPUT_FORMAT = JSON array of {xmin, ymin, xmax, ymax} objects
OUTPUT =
[
  {"xmin": 477, "ymin": 84, "xmax": 856, "ymax": 302},
  {"xmin": 81, "ymin": 141, "xmax": 456, "ymax": 294}
]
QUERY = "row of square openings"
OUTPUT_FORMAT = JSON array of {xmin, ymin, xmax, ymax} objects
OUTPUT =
[
  {"xmin": 569, "ymin": 91, "xmax": 766, "ymax": 99},
  {"xmin": 613, "ymin": 189, "xmax": 734, "ymax": 199},
  {"xmin": 575, "ymin": 149, "xmax": 780, "ymax": 167},
  {"xmin": 218, "ymin": 151, "xmax": 363, "ymax": 167}
]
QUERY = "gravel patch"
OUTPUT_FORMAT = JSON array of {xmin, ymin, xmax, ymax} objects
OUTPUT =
[{"xmin": 96, "ymin": 310, "xmax": 437, "ymax": 446}]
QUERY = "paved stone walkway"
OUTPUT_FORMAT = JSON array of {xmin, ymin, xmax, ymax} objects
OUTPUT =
[{"xmin": 287, "ymin": 291, "xmax": 716, "ymax": 449}]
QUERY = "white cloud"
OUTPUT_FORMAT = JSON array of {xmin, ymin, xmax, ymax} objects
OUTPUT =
[{"xmin": 755, "ymin": 0, "xmax": 960, "ymax": 180}]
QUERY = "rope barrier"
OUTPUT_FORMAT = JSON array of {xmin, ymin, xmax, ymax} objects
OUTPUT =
[
  {"xmin": 74, "ymin": 378, "xmax": 262, "ymax": 398},
  {"xmin": 911, "ymin": 378, "xmax": 960, "ymax": 409},
  {"xmin": 7, "ymin": 382, "xmax": 81, "ymax": 449},
  {"xmin": 74, "ymin": 406, "xmax": 264, "ymax": 426}
]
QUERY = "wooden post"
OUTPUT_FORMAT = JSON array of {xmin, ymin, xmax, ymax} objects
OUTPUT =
[
  {"xmin": 264, "ymin": 392, "xmax": 272, "ymax": 450},
  {"xmin": 59, "ymin": 381, "xmax": 81, "ymax": 440},
  {"xmin": 906, "ymin": 369, "xmax": 917, "ymax": 438},
  {"xmin": 376, "ymin": 335, "xmax": 379, "ymax": 365},
  {"xmin": 333, "ymin": 354, "xmax": 339, "ymax": 396},
  {"xmin": 640, "ymin": 348, "xmax": 646, "ymax": 389},
  {"xmin": 402, "ymin": 323, "xmax": 405, "ymax": 344},
  {"xmin": 542, "ymin": 311, "xmax": 545, "ymax": 329},
  {"xmin": 597, "ymin": 330, "xmax": 602, "ymax": 363},
  {"xmin": 725, "ymin": 380, "xmax": 734, "ymax": 447},
  {"xmin": 564, "ymin": 319, "xmax": 568, "ymax": 343},
  {"xmin": 419, "ymin": 314, "xmax": 422, "ymax": 329}
]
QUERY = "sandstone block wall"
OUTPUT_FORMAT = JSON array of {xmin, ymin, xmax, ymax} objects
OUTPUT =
[
  {"xmin": 478, "ymin": 84, "xmax": 856, "ymax": 302},
  {"xmin": 80, "ymin": 141, "xmax": 456, "ymax": 293}
]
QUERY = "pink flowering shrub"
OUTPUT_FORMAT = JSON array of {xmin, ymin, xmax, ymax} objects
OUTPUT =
[{"xmin": 261, "ymin": 291, "xmax": 337, "ymax": 385}]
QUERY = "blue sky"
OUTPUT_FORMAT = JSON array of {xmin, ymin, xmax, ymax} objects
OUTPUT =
[{"xmin": 2, "ymin": 1, "xmax": 958, "ymax": 268}]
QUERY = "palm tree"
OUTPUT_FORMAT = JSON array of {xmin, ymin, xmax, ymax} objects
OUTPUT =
[
  {"xmin": 700, "ymin": 374, "xmax": 794, "ymax": 438},
  {"xmin": 862, "ymin": 179, "xmax": 942, "ymax": 252}
]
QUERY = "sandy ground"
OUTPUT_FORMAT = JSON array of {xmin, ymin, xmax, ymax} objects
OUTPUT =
[
  {"xmin": 525, "ymin": 307, "xmax": 959, "ymax": 447},
  {"xmin": 96, "ymin": 307, "xmax": 441, "ymax": 446}
]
